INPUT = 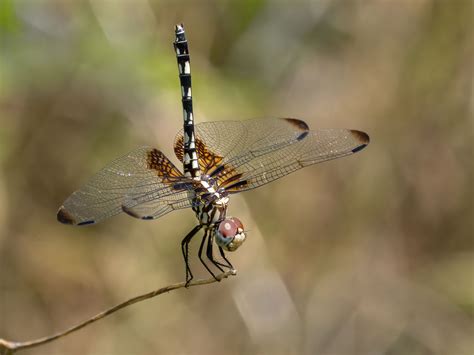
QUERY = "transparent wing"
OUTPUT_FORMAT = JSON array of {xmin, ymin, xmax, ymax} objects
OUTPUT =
[
  {"xmin": 174, "ymin": 118, "xmax": 369, "ymax": 193},
  {"xmin": 174, "ymin": 118, "xmax": 310, "ymax": 180},
  {"xmin": 57, "ymin": 147, "xmax": 193, "ymax": 225},
  {"xmin": 222, "ymin": 129, "xmax": 369, "ymax": 192}
]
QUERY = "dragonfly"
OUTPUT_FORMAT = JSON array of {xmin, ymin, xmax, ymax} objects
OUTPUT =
[{"xmin": 57, "ymin": 24, "xmax": 370, "ymax": 285}]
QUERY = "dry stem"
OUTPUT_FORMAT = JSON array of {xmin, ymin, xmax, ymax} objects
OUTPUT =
[{"xmin": 0, "ymin": 270, "xmax": 236, "ymax": 354}]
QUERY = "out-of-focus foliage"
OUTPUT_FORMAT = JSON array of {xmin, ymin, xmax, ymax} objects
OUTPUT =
[{"xmin": 0, "ymin": 1, "xmax": 472, "ymax": 354}]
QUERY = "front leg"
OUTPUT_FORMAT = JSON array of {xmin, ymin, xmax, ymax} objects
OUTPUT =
[
  {"xmin": 198, "ymin": 228, "xmax": 220, "ymax": 281},
  {"xmin": 181, "ymin": 225, "xmax": 202, "ymax": 286},
  {"xmin": 218, "ymin": 245, "xmax": 234, "ymax": 270},
  {"xmin": 207, "ymin": 230, "xmax": 231, "ymax": 270}
]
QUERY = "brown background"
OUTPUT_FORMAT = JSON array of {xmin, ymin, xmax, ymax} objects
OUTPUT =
[{"xmin": 0, "ymin": 0, "xmax": 472, "ymax": 354}]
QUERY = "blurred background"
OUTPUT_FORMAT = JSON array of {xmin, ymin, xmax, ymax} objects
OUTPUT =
[{"xmin": 0, "ymin": 0, "xmax": 472, "ymax": 354}]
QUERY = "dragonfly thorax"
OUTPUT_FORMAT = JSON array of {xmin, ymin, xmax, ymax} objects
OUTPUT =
[
  {"xmin": 192, "ymin": 174, "xmax": 230, "ymax": 225},
  {"xmin": 196, "ymin": 174, "xmax": 228, "ymax": 203}
]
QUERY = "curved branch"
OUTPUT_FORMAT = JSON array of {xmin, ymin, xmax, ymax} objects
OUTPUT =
[{"xmin": 0, "ymin": 270, "xmax": 237, "ymax": 354}]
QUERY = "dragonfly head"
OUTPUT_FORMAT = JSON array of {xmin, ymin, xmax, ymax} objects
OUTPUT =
[{"xmin": 215, "ymin": 217, "xmax": 246, "ymax": 252}]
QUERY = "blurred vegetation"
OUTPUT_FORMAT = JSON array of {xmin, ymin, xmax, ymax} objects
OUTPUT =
[{"xmin": 0, "ymin": 1, "xmax": 472, "ymax": 354}]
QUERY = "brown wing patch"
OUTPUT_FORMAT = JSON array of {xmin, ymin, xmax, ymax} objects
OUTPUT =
[
  {"xmin": 174, "ymin": 136, "xmax": 224, "ymax": 174},
  {"xmin": 196, "ymin": 138, "xmax": 224, "ymax": 172},
  {"xmin": 174, "ymin": 136, "xmax": 184, "ymax": 162},
  {"xmin": 217, "ymin": 170, "xmax": 243, "ymax": 187},
  {"xmin": 146, "ymin": 149, "xmax": 183, "ymax": 182},
  {"xmin": 174, "ymin": 136, "xmax": 247, "ymax": 190},
  {"xmin": 222, "ymin": 179, "xmax": 248, "ymax": 192},
  {"xmin": 209, "ymin": 163, "xmax": 247, "ymax": 191}
]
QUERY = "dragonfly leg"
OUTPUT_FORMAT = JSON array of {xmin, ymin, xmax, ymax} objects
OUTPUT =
[
  {"xmin": 198, "ymin": 228, "xmax": 219, "ymax": 281},
  {"xmin": 181, "ymin": 225, "xmax": 202, "ymax": 286},
  {"xmin": 206, "ymin": 232, "xmax": 229, "ymax": 270},
  {"xmin": 218, "ymin": 246, "xmax": 234, "ymax": 270}
]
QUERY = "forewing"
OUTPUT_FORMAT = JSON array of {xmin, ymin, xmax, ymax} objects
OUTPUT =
[
  {"xmin": 222, "ymin": 129, "xmax": 369, "ymax": 192},
  {"xmin": 57, "ymin": 147, "xmax": 193, "ymax": 225},
  {"xmin": 174, "ymin": 118, "xmax": 310, "ymax": 183},
  {"xmin": 174, "ymin": 118, "xmax": 368, "ymax": 193}
]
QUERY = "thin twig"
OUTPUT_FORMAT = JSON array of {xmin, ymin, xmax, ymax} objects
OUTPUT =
[{"xmin": 0, "ymin": 270, "xmax": 236, "ymax": 354}]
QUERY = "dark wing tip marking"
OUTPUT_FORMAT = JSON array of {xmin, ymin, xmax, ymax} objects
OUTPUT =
[
  {"xmin": 77, "ymin": 220, "xmax": 95, "ymax": 226},
  {"xmin": 122, "ymin": 205, "xmax": 141, "ymax": 219},
  {"xmin": 285, "ymin": 118, "xmax": 310, "ymax": 140},
  {"xmin": 57, "ymin": 207, "xmax": 76, "ymax": 225},
  {"xmin": 122, "ymin": 205, "xmax": 155, "ymax": 220},
  {"xmin": 297, "ymin": 131, "xmax": 309, "ymax": 141},
  {"xmin": 350, "ymin": 130, "xmax": 370, "ymax": 145},
  {"xmin": 350, "ymin": 131, "xmax": 370, "ymax": 153},
  {"xmin": 284, "ymin": 118, "xmax": 310, "ymax": 132},
  {"xmin": 352, "ymin": 144, "xmax": 367, "ymax": 153}
]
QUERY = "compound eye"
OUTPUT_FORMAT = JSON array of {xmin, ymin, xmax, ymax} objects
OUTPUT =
[{"xmin": 218, "ymin": 217, "xmax": 244, "ymax": 238}]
